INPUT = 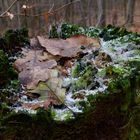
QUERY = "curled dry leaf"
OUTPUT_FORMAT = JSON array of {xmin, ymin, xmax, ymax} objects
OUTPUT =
[{"xmin": 37, "ymin": 35, "xmax": 100, "ymax": 58}]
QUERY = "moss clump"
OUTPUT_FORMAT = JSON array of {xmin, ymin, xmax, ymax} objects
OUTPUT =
[
  {"xmin": 49, "ymin": 23, "xmax": 140, "ymax": 45},
  {"xmin": 0, "ymin": 103, "xmax": 10, "ymax": 119},
  {"xmin": 106, "ymin": 65, "xmax": 131, "ymax": 78},
  {"xmin": 85, "ymin": 27, "xmax": 101, "ymax": 37},
  {"xmin": 0, "ymin": 27, "xmax": 29, "ymax": 55},
  {"xmin": 0, "ymin": 108, "xmax": 54, "ymax": 140},
  {"xmin": 129, "ymin": 59, "xmax": 140, "ymax": 71},
  {"xmin": 0, "ymin": 80, "xmax": 20, "ymax": 105},
  {"xmin": 0, "ymin": 76, "xmax": 140, "ymax": 140},
  {"xmin": 0, "ymin": 50, "xmax": 9, "ymax": 85},
  {"xmin": 73, "ymin": 65, "xmax": 97, "ymax": 91},
  {"xmin": 99, "ymin": 24, "xmax": 130, "ymax": 41},
  {"xmin": 0, "ymin": 50, "xmax": 18, "ymax": 86},
  {"xmin": 49, "ymin": 23, "xmax": 85, "ymax": 39},
  {"xmin": 49, "ymin": 25, "xmax": 59, "ymax": 38},
  {"xmin": 60, "ymin": 23, "xmax": 82, "ymax": 39},
  {"xmin": 107, "ymin": 66, "xmax": 131, "ymax": 93}
]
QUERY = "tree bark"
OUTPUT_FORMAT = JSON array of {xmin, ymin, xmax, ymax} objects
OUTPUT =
[
  {"xmin": 126, "ymin": 0, "xmax": 135, "ymax": 25},
  {"xmin": 79, "ymin": 0, "xmax": 86, "ymax": 26},
  {"xmin": 112, "ymin": 0, "xmax": 118, "ymax": 25},
  {"xmin": 96, "ymin": 0, "xmax": 106, "ymax": 27},
  {"xmin": 88, "ymin": 0, "xmax": 92, "ymax": 26},
  {"xmin": 17, "ymin": 0, "xmax": 21, "ymax": 29}
]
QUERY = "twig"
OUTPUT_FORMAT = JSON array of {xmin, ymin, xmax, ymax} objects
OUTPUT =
[
  {"xmin": 45, "ymin": 84, "xmax": 75, "ymax": 114},
  {"xmin": 28, "ymin": 86, "xmax": 75, "ymax": 114},
  {"xmin": 48, "ymin": 4, "xmax": 54, "ymax": 13},
  {"xmin": 50, "ymin": 0, "xmax": 80, "ymax": 15},
  {"xmin": 23, "ymin": 0, "xmax": 80, "ymax": 17},
  {"xmin": 0, "ymin": 0, "xmax": 80, "ymax": 18},
  {"xmin": 0, "ymin": 0, "xmax": 18, "ymax": 17}
]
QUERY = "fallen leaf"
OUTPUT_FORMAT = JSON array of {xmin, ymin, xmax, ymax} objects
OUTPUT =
[
  {"xmin": 28, "ymin": 80, "xmax": 66, "ymax": 105},
  {"xmin": 37, "ymin": 35, "xmax": 100, "ymax": 58},
  {"xmin": 14, "ymin": 49, "xmax": 57, "ymax": 89}
]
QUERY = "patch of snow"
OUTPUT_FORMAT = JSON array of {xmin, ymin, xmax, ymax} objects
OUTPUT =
[{"xmin": 14, "ymin": 107, "xmax": 37, "ymax": 114}]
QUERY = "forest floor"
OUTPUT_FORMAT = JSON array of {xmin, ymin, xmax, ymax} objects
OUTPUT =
[{"xmin": 0, "ymin": 23, "xmax": 140, "ymax": 140}]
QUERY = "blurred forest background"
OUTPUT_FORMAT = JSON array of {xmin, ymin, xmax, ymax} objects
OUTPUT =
[{"xmin": 0, "ymin": 0, "xmax": 140, "ymax": 36}]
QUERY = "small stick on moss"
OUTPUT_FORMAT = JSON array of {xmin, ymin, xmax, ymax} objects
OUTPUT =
[{"xmin": 46, "ymin": 84, "xmax": 75, "ymax": 114}]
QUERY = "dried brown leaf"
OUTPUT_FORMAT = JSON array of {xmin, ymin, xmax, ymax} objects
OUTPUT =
[
  {"xmin": 37, "ymin": 35, "xmax": 100, "ymax": 58},
  {"xmin": 14, "ymin": 49, "xmax": 57, "ymax": 89}
]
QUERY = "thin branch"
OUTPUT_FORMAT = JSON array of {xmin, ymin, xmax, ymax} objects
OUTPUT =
[
  {"xmin": 51, "ymin": 0, "xmax": 80, "ymax": 15},
  {"xmin": 0, "ymin": 0, "xmax": 18, "ymax": 17},
  {"xmin": 45, "ymin": 84, "xmax": 75, "ymax": 114},
  {"xmin": 0, "ymin": 0, "xmax": 80, "ymax": 19},
  {"xmin": 48, "ymin": 4, "xmax": 54, "ymax": 13},
  {"xmin": 24, "ymin": 0, "xmax": 80, "ymax": 17}
]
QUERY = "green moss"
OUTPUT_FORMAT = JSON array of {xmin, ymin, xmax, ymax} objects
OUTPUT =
[
  {"xmin": 0, "ymin": 103, "xmax": 10, "ymax": 119},
  {"xmin": 73, "ymin": 65, "xmax": 97, "ymax": 91},
  {"xmin": 49, "ymin": 23, "xmax": 140, "ymax": 45},
  {"xmin": 1, "ymin": 82, "xmax": 140, "ymax": 140},
  {"xmin": 107, "ymin": 80, "xmax": 120, "ymax": 93},
  {"xmin": 99, "ymin": 25, "xmax": 130, "ymax": 41},
  {"xmin": 106, "ymin": 65, "xmax": 130, "ymax": 78},
  {"xmin": 0, "ymin": 50, "xmax": 19, "ymax": 105},
  {"xmin": 0, "ymin": 50, "xmax": 10, "ymax": 85},
  {"xmin": 0, "ymin": 50, "xmax": 18, "ymax": 86},
  {"xmin": 60, "ymin": 23, "xmax": 82, "ymax": 39},
  {"xmin": 0, "ymin": 27, "xmax": 29, "ymax": 55},
  {"xmin": 72, "ymin": 63, "xmax": 81, "ymax": 78},
  {"xmin": 49, "ymin": 23, "xmax": 85, "ymax": 39},
  {"xmin": 129, "ymin": 59, "xmax": 140, "ymax": 71},
  {"xmin": 85, "ymin": 27, "xmax": 101, "ymax": 37},
  {"xmin": 49, "ymin": 25, "xmax": 59, "ymax": 38}
]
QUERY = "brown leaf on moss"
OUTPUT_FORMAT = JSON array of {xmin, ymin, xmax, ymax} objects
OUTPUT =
[
  {"xmin": 37, "ymin": 35, "xmax": 100, "ymax": 58},
  {"xmin": 14, "ymin": 49, "xmax": 57, "ymax": 89}
]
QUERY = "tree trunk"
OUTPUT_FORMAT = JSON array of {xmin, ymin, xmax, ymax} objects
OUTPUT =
[
  {"xmin": 112, "ymin": 0, "xmax": 118, "ymax": 25},
  {"xmin": 17, "ymin": 0, "xmax": 21, "ymax": 29},
  {"xmin": 79, "ymin": 0, "xmax": 86, "ymax": 26},
  {"xmin": 88, "ymin": 0, "xmax": 92, "ymax": 26},
  {"xmin": 96, "ymin": 0, "xmax": 106, "ymax": 27},
  {"xmin": 126, "ymin": 0, "xmax": 135, "ymax": 25}
]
